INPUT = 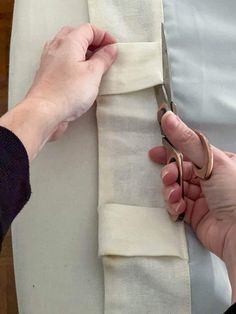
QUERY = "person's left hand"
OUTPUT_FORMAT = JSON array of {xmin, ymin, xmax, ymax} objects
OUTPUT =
[{"xmin": 26, "ymin": 23, "xmax": 118, "ymax": 141}]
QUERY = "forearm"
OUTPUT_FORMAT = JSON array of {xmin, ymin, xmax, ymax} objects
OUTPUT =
[
  {"xmin": 0, "ymin": 97, "xmax": 60, "ymax": 161},
  {"xmin": 0, "ymin": 97, "xmax": 58, "ymax": 244}
]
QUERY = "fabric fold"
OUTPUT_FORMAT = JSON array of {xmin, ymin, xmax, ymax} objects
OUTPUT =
[
  {"xmin": 99, "ymin": 42, "xmax": 162, "ymax": 95},
  {"xmin": 99, "ymin": 203, "xmax": 188, "ymax": 259}
]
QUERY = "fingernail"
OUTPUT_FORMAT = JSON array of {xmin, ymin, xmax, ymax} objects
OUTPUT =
[
  {"xmin": 104, "ymin": 44, "xmax": 118, "ymax": 56},
  {"xmin": 168, "ymin": 189, "xmax": 175, "ymax": 200},
  {"xmin": 110, "ymin": 34, "xmax": 118, "ymax": 43},
  {"xmin": 175, "ymin": 202, "xmax": 183, "ymax": 213},
  {"xmin": 161, "ymin": 168, "xmax": 168, "ymax": 180},
  {"xmin": 175, "ymin": 200, "xmax": 186, "ymax": 214},
  {"xmin": 165, "ymin": 112, "xmax": 180, "ymax": 130}
]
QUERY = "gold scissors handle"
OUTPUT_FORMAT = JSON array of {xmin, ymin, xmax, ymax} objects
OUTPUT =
[
  {"xmin": 157, "ymin": 99, "xmax": 185, "ymax": 221},
  {"xmin": 162, "ymin": 138, "xmax": 185, "ymax": 221}
]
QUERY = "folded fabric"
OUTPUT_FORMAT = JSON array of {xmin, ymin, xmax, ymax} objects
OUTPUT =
[
  {"xmin": 99, "ymin": 203, "xmax": 188, "ymax": 258},
  {"xmin": 99, "ymin": 42, "xmax": 162, "ymax": 95}
]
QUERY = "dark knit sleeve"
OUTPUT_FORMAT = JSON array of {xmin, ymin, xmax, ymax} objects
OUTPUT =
[
  {"xmin": 0, "ymin": 126, "xmax": 31, "ymax": 246},
  {"xmin": 224, "ymin": 303, "xmax": 236, "ymax": 314}
]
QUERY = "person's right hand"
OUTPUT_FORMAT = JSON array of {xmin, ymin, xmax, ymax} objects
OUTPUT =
[{"xmin": 149, "ymin": 112, "xmax": 236, "ymax": 268}]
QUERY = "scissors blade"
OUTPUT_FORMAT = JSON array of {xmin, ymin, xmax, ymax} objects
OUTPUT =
[{"xmin": 161, "ymin": 24, "xmax": 173, "ymax": 103}]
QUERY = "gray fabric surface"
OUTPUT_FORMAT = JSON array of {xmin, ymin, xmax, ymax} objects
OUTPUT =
[
  {"xmin": 9, "ymin": 1, "xmax": 104, "ymax": 313},
  {"xmin": 164, "ymin": 1, "xmax": 233, "ymax": 313}
]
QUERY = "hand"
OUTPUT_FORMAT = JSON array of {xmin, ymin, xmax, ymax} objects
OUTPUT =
[
  {"xmin": 149, "ymin": 112, "xmax": 236, "ymax": 267},
  {"xmin": 26, "ymin": 23, "xmax": 118, "ymax": 140},
  {"xmin": 0, "ymin": 24, "xmax": 118, "ymax": 160}
]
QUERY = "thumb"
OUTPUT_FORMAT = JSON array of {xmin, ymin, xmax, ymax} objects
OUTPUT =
[
  {"xmin": 161, "ymin": 111, "xmax": 212, "ymax": 168},
  {"xmin": 88, "ymin": 44, "xmax": 118, "ymax": 77}
]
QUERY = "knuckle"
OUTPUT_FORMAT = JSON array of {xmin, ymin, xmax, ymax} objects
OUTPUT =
[
  {"xmin": 57, "ymin": 26, "xmax": 73, "ymax": 40},
  {"xmin": 43, "ymin": 41, "xmax": 50, "ymax": 51},
  {"xmin": 99, "ymin": 55, "xmax": 109, "ymax": 70},
  {"xmin": 179, "ymin": 126, "xmax": 195, "ymax": 144},
  {"xmin": 79, "ymin": 23, "xmax": 92, "ymax": 33},
  {"xmin": 86, "ymin": 61, "xmax": 96, "ymax": 73},
  {"xmin": 83, "ymin": 22, "xmax": 91, "ymax": 28},
  {"xmin": 60, "ymin": 26, "xmax": 69, "ymax": 32},
  {"xmin": 168, "ymin": 162, "xmax": 177, "ymax": 173}
]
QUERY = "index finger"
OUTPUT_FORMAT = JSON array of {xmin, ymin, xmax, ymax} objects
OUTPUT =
[{"xmin": 149, "ymin": 146, "xmax": 190, "ymax": 164}]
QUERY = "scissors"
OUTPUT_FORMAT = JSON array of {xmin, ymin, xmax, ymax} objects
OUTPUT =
[
  {"xmin": 155, "ymin": 24, "xmax": 214, "ymax": 222},
  {"xmin": 155, "ymin": 24, "xmax": 185, "ymax": 221}
]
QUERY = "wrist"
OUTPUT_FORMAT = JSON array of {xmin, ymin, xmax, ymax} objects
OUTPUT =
[{"xmin": 0, "ymin": 97, "xmax": 62, "ymax": 161}]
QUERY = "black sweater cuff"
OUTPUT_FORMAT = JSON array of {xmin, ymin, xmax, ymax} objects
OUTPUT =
[
  {"xmin": 0, "ymin": 126, "xmax": 31, "ymax": 245},
  {"xmin": 224, "ymin": 303, "xmax": 236, "ymax": 314}
]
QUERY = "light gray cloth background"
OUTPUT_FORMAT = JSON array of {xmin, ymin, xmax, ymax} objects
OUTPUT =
[
  {"xmin": 9, "ymin": 0, "xmax": 234, "ymax": 313},
  {"xmin": 164, "ymin": 0, "xmax": 234, "ymax": 312}
]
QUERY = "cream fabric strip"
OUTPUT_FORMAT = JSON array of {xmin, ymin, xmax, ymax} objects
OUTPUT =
[
  {"xmin": 99, "ymin": 204, "xmax": 188, "ymax": 259},
  {"xmin": 88, "ymin": 0, "xmax": 163, "ymax": 42},
  {"xmin": 95, "ymin": 88, "xmax": 191, "ymax": 313},
  {"xmin": 99, "ymin": 42, "xmax": 162, "ymax": 95},
  {"xmin": 103, "ymin": 257, "xmax": 190, "ymax": 314},
  {"xmin": 88, "ymin": 0, "xmax": 191, "ymax": 313}
]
